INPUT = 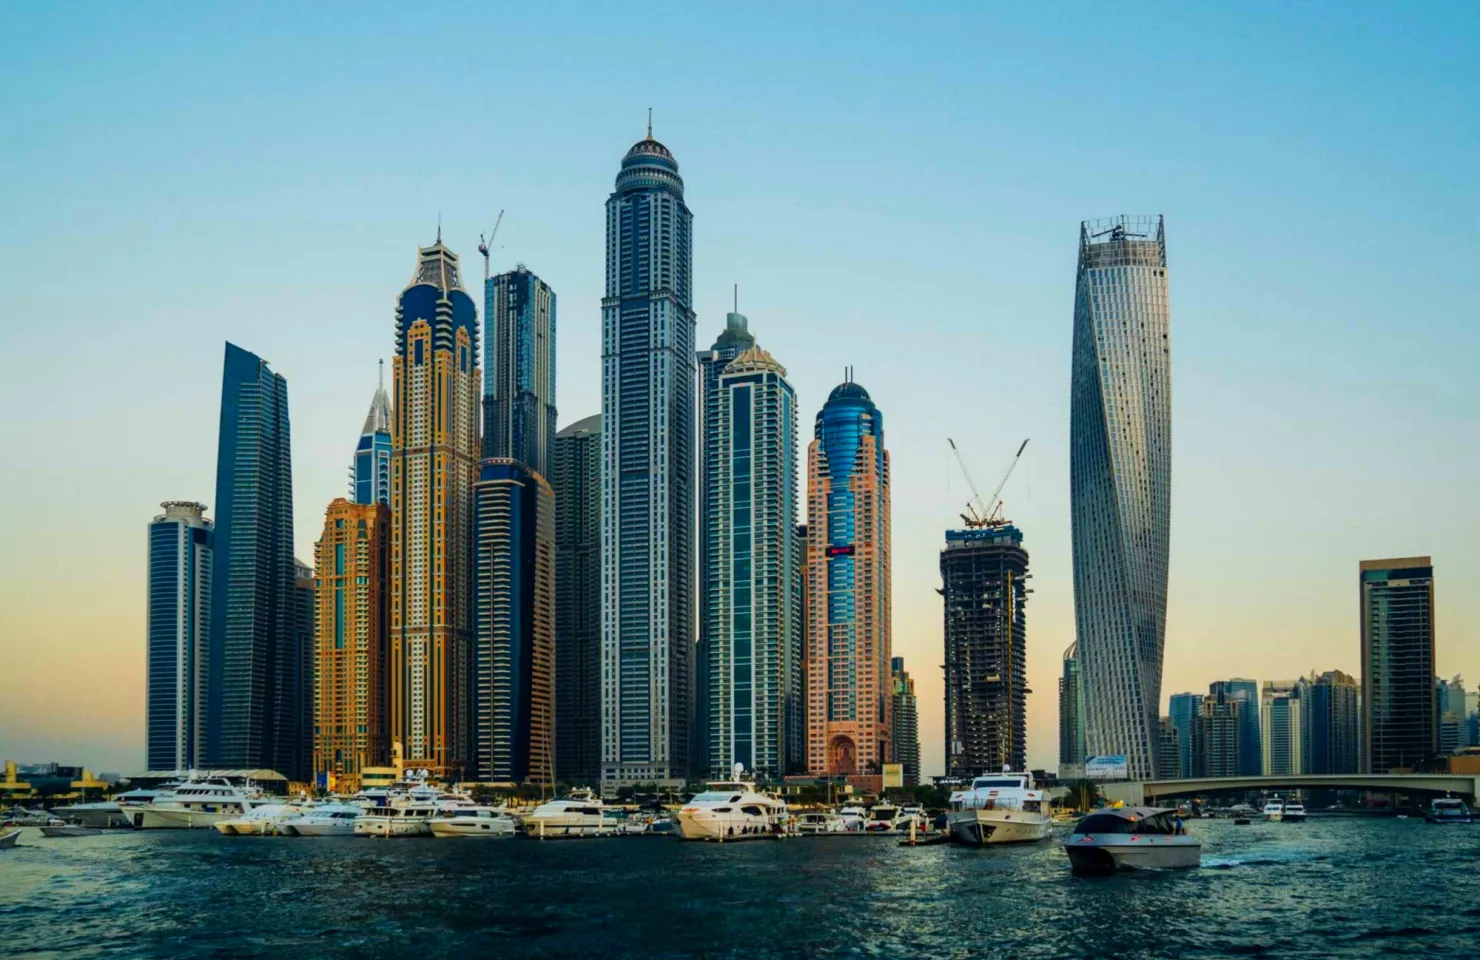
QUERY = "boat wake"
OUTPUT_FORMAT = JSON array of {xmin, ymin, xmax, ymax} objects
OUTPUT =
[{"xmin": 1202, "ymin": 852, "xmax": 1330, "ymax": 869}]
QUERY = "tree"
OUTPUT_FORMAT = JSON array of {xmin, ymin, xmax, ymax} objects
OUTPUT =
[{"xmin": 1064, "ymin": 779, "xmax": 1102, "ymax": 811}]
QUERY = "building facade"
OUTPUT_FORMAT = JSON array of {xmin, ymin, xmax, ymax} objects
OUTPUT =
[
  {"xmin": 1436, "ymin": 675, "xmax": 1469, "ymax": 754},
  {"xmin": 483, "ymin": 266, "xmax": 556, "ymax": 477},
  {"xmin": 1261, "ymin": 680, "xmax": 1304, "ymax": 776},
  {"xmin": 1191, "ymin": 683, "xmax": 1242, "ymax": 778},
  {"xmin": 891, "ymin": 657, "xmax": 920, "ymax": 787},
  {"xmin": 554, "ymin": 415, "xmax": 602, "ymax": 784},
  {"xmin": 805, "ymin": 380, "xmax": 891, "ymax": 781},
  {"xmin": 353, "ymin": 365, "xmax": 392, "ymax": 506},
  {"xmin": 211, "ymin": 342, "xmax": 299, "ymax": 777},
  {"xmin": 1302, "ymin": 669, "xmax": 1360, "ymax": 775},
  {"xmin": 1360, "ymin": 557, "xmax": 1436, "ymax": 772},
  {"xmin": 1167, "ymin": 692, "xmax": 1203, "ymax": 781},
  {"xmin": 147, "ymin": 502, "xmax": 213, "ymax": 772},
  {"xmin": 312, "ymin": 499, "xmax": 389, "ymax": 793},
  {"xmin": 286, "ymin": 560, "xmax": 316, "ymax": 783},
  {"xmin": 1225, "ymin": 678, "xmax": 1263, "ymax": 776},
  {"xmin": 1059, "ymin": 644, "xmax": 1085, "ymax": 776},
  {"xmin": 1155, "ymin": 716, "xmax": 1182, "ymax": 780},
  {"xmin": 600, "ymin": 128, "xmax": 696, "ymax": 785},
  {"xmin": 941, "ymin": 526, "xmax": 1029, "ymax": 777},
  {"xmin": 390, "ymin": 239, "xmax": 481, "ymax": 777},
  {"xmin": 1068, "ymin": 216, "xmax": 1172, "ymax": 780},
  {"xmin": 471, "ymin": 460, "xmax": 555, "ymax": 784}
]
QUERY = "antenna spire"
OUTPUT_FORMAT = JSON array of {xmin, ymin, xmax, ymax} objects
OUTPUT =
[
  {"xmin": 436, "ymin": 213, "xmax": 441, "ymax": 243},
  {"xmin": 647, "ymin": 107, "xmax": 653, "ymax": 139},
  {"xmin": 378, "ymin": 358, "xmax": 384, "ymax": 389},
  {"xmin": 733, "ymin": 283, "xmax": 738, "ymax": 313}
]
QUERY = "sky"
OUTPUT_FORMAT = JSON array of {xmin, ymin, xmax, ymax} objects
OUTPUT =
[{"xmin": 1, "ymin": 1, "xmax": 1476, "ymax": 778}]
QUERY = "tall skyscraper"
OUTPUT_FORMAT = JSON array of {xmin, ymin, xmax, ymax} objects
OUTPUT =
[
  {"xmin": 1225, "ymin": 678, "xmax": 1263, "ymax": 776},
  {"xmin": 1191, "ymin": 683, "xmax": 1242, "ymax": 778},
  {"xmin": 285, "ymin": 559, "xmax": 316, "ymax": 783},
  {"xmin": 1360, "ymin": 557, "xmax": 1436, "ymax": 772},
  {"xmin": 1261, "ymin": 680, "xmax": 1304, "ymax": 776},
  {"xmin": 1059, "ymin": 644, "xmax": 1085, "ymax": 775},
  {"xmin": 353, "ymin": 363, "xmax": 392, "ymax": 506},
  {"xmin": 312, "ymin": 499, "xmax": 389, "ymax": 793},
  {"xmin": 471, "ymin": 460, "xmax": 555, "ymax": 783},
  {"xmin": 600, "ymin": 124, "xmax": 696, "ymax": 785},
  {"xmin": 391, "ymin": 238, "xmax": 480, "ymax": 777},
  {"xmin": 805, "ymin": 378, "xmax": 891, "ymax": 781},
  {"xmin": 1302, "ymin": 669, "xmax": 1360, "ymax": 775},
  {"xmin": 890, "ymin": 657, "xmax": 920, "ymax": 787},
  {"xmin": 1167, "ymin": 692, "xmax": 1203, "ymax": 781},
  {"xmin": 147, "ymin": 501, "xmax": 213, "ymax": 771},
  {"xmin": 554, "ymin": 415, "xmax": 602, "ymax": 784},
  {"xmin": 1435, "ymin": 675, "xmax": 1468, "ymax": 754},
  {"xmin": 211, "ymin": 342, "xmax": 297, "ymax": 776},
  {"xmin": 699, "ymin": 330, "xmax": 801, "ymax": 779},
  {"xmin": 1155, "ymin": 716, "xmax": 1182, "ymax": 779},
  {"xmin": 1069, "ymin": 216, "xmax": 1172, "ymax": 780},
  {"xmin": 941, "ymin": 525, "xmax": 1029, "ymax": 777},
  {"xmin": 483, "ymin": 266, "xmax": 556, "ymax": 476}
]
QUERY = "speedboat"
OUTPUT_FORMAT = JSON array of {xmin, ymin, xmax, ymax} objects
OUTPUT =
[
  {"xmin": 1063, "ymin": 807, "xmax": 1201, "ymax": 875},
  {"xmin": 946, "ymin": 770, "xmax": 1053, "ymax": 845},
  {"xmin": 428, "ymin": 807, "xmax": 517, "ymax": 838},
  {"xmin": 797, "ymin": 811, "xmax": 851, "ymax": 835},
  {"xmin": 1262, "ymin": 798, "xmax": 1284, "ymax": 822},
  {"xmin": 214, "ymin": 802, "xmax": 306, "ymax": 835},
  {"xmin": 119, "ymin": 777, "xmax": 267, "ymax": 829},
  {"xmin": 1280, "ymin": 801, "xmax": 1307, "ymax": 823},
  {"xmin": 1425, "ymin": 798, "xmax": 1473, "ymax": 824},
  {"xmin": 521, "ymin": 789, "xmax": 614, "ymax": 838},
  {"xmin": 0, "ymin": 829, "xmax": 20, "ymax": 849},
  {"xmin": 277, "ymin": 803, "xmax": 363, "ymax": 836},
  {"xmin": 675, "ymin": 773, "xmax": 789, "ymax": 842},
  {"xmin": 40, "ymin": 820, "xmax": 103, "ymax": 838},
  {"xmin": 3, "ymin": 806, "xmax": 54, "ymax": 826}
]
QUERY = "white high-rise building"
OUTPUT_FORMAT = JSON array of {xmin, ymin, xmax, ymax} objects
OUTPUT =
[
  {"xmin": 1069, "ymin": 216, "xmax": 1172, "ymax": 780},
  {"xmin": 1262, "ymin": 680, "xmax": 1305, "ymax": 776}
]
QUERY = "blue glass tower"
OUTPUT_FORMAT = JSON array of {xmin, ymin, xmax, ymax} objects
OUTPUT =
[
  {"xmin": 600, "ymin": 125, "xmax": 696, "ymax": 784},
  {"xmin": 147, "ymin": 501, "xmax": 213, "ymax": 771},
  {"xmin": 1167, "ymin": 691, "xmax": 1203, "ymax": 780},
  {"xmin": 211, "ymin": 342, "xmax": 300, "ymax": 777},
  {"xmin": 354, "ymin": 362, "xmax": 392, "ymax": 506},
  {"xmin": 483, "ymin": 266, "xmax": 556, "ymax": 477}
]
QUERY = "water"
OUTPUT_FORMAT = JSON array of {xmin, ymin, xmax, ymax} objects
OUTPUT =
[{"xmin": 3, "ymin": 818, "xmax": 1478, "ymax": 958}]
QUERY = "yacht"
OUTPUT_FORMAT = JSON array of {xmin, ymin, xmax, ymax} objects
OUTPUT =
[
  {"xmin": 865, "ymin": 805, "xmax": 911, "ymax": 833},
  {"xmin": 946, "ymin": 770, "xmax": 1053, "ymax": 845},
  {"xmin": 521, "ymin": 789, "xmax": 613, "ymax": 838},
  {"xmin": 1280, "ymin": 800, "xmax": 1307, "ymax": 823},
  {"xmin": 675, "ymin": 772, "xmax": 789, "ymax": 842},
  {"xmin": 214, "ymin": 802, "xmax": 307, "ymax": 836},
  {"xmin": 838, "ymin": 806, "xmax": 868, "ymax": 832},
  {"xmin": 51, "ymin": 787, "xmax": 162, "ymax": 829},
  {"xmin": 1063, "ymin": 807, "xmax": 1201, "ymax": 874},
  {"xmin": 429, "ymin": 807, "xmax": 518, "ymax": 838},
  {"xmin": 3, "ymin": 806, "xmax": 55, "ymax": 826},
  {"xmin": 40, "ymin": 820, "xmax": 103, "ymax": 838},
  {"xmin": 1425, "ymin": 798, "xmax": 1473, "ymax": 824},
  {"xmin": 1262, "ymin": 798, "xmax": 1285, "ymax": 822},
  {"xmin": 796, "ymin": 811, "xmax": 851, "ymax": 835},
  {"xmin": 277, "ymin": 803, "xmax": 363, "ymax": 837},
  {"xmin": 120, "ymin": 777, "xmax": 266, "ymax": 829}
]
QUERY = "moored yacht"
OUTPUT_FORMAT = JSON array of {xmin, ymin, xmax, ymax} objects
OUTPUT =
[
  {"xmin": 428, "ymin": 807, "xmax": 517, "ymax": 838},
  {"xmin": 121, "ymin": 777, "xmax": 266, "ymax": 829},
  {"xmin": 1063, "ymin": 807, "xmax": 1201, "ymax": 874},
  {"xmin": 1280, "ymin": 800, "xmax": 1307, "ymax": 823},
  {"xmin": 838, "ymin": 806, "xmax": 868, "ymax": 832},
  {"xmin": 796, "ymin": 811, "xmax": 851, "ymax": 834},
  {"xmin": 1262, "ymin": 798, "xmax": 1285, "ymax": 822},
  {"xmin": 521, "ymin": 789, "xmax": 613, "ymax": 838},
  {"xmin": 946, "ymin": 770, "xmax": 1053, "ymax": 845},
  {"xmin": 214, "ymin": 802, "xmax": 306, "ymax": 835},
  {"xmin": 676, "ymin": 769, "xmax": 789, "ymax": 842},
  {"xmin": 277, "ymin": 803, "xmax": 362, "ymax": 837},
  {"xmin": 865, "ymin": 805, "xmax": 911, "ymax": 833}
]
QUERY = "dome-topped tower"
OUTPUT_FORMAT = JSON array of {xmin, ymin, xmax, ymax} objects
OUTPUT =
[{"xmin": 615, "ymin": 113, "xmax": 684, "ymax": 197}]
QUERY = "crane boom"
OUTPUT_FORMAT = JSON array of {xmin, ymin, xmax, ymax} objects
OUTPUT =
[
  {"xmin": 947, "ymin": 438, "xmax": 988, "ymax": 526},
  {"xmin": 983, "ymin": 439, "xmax": 1029, "ymax": 524},
  {"xmin": 478, "ymin": 209, "xmax": 505, "ymax": 281}
]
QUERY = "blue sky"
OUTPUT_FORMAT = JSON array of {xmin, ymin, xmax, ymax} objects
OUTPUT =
[{"xmin": 2, "ymin": 1, "xmax": 1476, "ymax": 776}]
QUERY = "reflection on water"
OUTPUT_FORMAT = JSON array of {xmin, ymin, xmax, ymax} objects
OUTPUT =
[{"xmin": 1, "ymin": 818, "xmax": 1477, "ymax": 958}]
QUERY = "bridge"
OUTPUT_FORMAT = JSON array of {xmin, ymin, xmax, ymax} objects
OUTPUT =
[{"xmin": 1099, "ymin": 773, "xmax": 1480, "ymax": 806}]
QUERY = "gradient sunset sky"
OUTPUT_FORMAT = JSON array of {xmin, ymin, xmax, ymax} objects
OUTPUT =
[{"xmin": 2, "ymin": 1, "xmax": 1476, "ymax": 778}]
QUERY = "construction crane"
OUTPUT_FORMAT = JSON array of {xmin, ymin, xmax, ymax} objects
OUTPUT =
[
  {"xmin": 948, "ymin": 438, "xmax": 1029, "ymax": 528},
  {"xmin": 478, "ymin": 209, "xmax": 504, "ymax": 282}
]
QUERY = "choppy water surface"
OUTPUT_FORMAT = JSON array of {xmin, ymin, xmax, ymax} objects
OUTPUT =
[{"xmin": 3, "ymin": 817, "xmax": 1478, "ymax": 958}]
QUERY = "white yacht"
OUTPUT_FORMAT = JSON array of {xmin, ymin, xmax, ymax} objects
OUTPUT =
[
  {"xmin": 51, "ymin": 790, "xmax": 159, "ymax": 829},
  {"xmin": 865, "ymin": 805, "xmax": 911, "ymax": 833},
  {"xmin": 946, "ymin": 770, "xmax": 1053, "ymax": 845},
  {"xmin": 1063, "ymin": 807, "xmax": 1201, "ymax": 874},
  {"xmin": 1425, "ymin": 798, "xmax": 1473, "ymax": 824},
  {"xmin": 838, "ymin": 806, "xmax": 869, "ymax": 832},
  {"xmin": 1280, "ymin": 800, "xmax": 1307, "ymax": 823},
  {"xmin": 1262, "ymin": 798, "xmax": 1285, "ymax": 822},
  {"xmin": 796, "ymin": 811, "xmax": 851, "ymax": 835},
  {"xmin": 277, "ymin": 803, "xmax": 362, "ymax": 837},
  {"xmin": 120, "ymin": 777, "xmax": 266, "ymax": 829},
  {"xmin": 428, "ymin": 807, "xmax": 517, "ymax": 838},
  {"xmin": 675, "ymin": 769, "xmax": 789, "ymax": 842},
  {"xmin": 214, "ymin": 802, "xmax": 306, "ymax": 836},
  {"xmin": 521, "ymin": 789, "xmax": 613, "ymax": 838}
]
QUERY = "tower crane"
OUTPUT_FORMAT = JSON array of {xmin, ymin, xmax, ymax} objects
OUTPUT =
[
  {"xmin": 478, "ymin": 209, "xmax": 504, "ymax": 282},
  {"xmin": 947, "ymin": 438, "xmax": 1029, "ymax": 528}
]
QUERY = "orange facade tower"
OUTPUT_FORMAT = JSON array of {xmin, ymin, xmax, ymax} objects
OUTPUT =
[
  {"xmin": 312, "ymin": 498, "xmax": 389, "ymax": 792},
  {"xmin": 805, "ymin": 379, "xmax": 891, "ymax": 785}
]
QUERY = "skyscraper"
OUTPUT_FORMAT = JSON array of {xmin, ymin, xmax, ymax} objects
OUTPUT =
[
  {"xmin": 600, "ymin": 124, "xmax": 696, "ymax": 785},
  {"xmin": 805, "ymin": 378, "xmax": 891, "ymax": 782},
  {"xmin": 211, "ymin": 342, "xmax": 297, "ymax": 775},
  {"xmin": 391, "ymin": 238, "xmax": 480, "ymax": 777},
  {"xmin": 554, "ymin": 415, "xmax": 602, "ymax": 784},
  {"xmin": 1360, "ymin": 557, "xmax": 1436, "ymax": 772},
  {"xmin": 483, "ymin": 266, "xmax": 556, "ymax": 476},
  {"xmin": 699, "ymin": 329, "xmax": 801, "ymax": 779},
  {"xmin": 147, "ymin": 501, "xmax": 213, "ymax": 772},
  {"xmin": 312, "ymin": 499, "xmax": 389, "ymax": 792},
  {"xmin": 890, "ymin": 657, "xmax": 920, "ymax": 787},
  {"xmin": 1059, "ymin": 644, "xmax": 1085, "ymax": 776},
  {"xmin": 285, "ymin": 559, "xmax": 315, "ymax": 783},
  {"xmin": 471, "ymin": 460, "xmax": 555, "ymax": 783},
  {"xmin": 1436, "ymin": 675, "xmax": 1470, "ymax": 753},
  {"xmin": 1069, "ymin": 216, "xmax": 1172, "ymax": 780},
  {"xmin": 1301, "ymin": 669, "xmax": 1360, "ymax": 775},
  {"xmin": 1224, "ymin": 678, "xmax": 1263, "ymax": 776},
  {"xmin": 1167, "ymin": 692, "xmax": 1203, "ymax": 781},
  {"xmin": 353, "ymin": 364, "xmax": 392, "ymax": 506},
  {"xmin": 1191, "ymin": 683, "xmax": 1242, "ymax": 778},
  {"xmin": 941, "ymin": 525, "xmax": 1029, "ymax": 777},
  {"xmin": 1155, "ymin": 716, "xmax": 1182, "ymax": 780},
  {"xmin": 1261, "ymin": 680, "xmax": 1304, "ymax": 776}
]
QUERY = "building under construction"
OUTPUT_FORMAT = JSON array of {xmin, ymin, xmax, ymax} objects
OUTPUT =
[{"xmin": 941, "ymin": 525, "xmax": 1029, "ymax": 777}]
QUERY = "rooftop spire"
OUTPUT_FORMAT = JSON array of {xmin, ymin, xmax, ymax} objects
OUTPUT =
[
  {"xmin": 734, "ymin": 282, "xmax": 738, "ymax": 313},
  {"xmin": 436, "ymin": 213, "xmax": 442, "ymax": 243},
  {"xmin": 647, "ymin": 106, "xmax": 653, "ymax": 139}
]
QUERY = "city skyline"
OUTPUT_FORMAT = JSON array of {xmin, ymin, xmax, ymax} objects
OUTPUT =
[{"xmin": 5, "ymin": 4, "xmax": 1478, "ymax": 779}]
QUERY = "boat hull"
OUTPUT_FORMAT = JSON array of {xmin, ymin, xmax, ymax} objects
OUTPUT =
[
  {"xmin": 52, "ymin": 805, "xmax": 125, "ymax": 829},
  {"xmin": 520, "ymin": 815, "xmax": 614, "ymax": 838},
  {"xmin": 354, "ymin": 817, "xmax": 431, "ymax": 838},
  {"xmin": 279, "ymin": 820, "xmax": 356, "ymax": 837},
  {"xmin": 124, "ymin": 806, "xmax": 241, "ymax": 830},
  {"xmin": 0, "ymin": 829, "xmax": 20, "ymax": 849},
  {"xmin": 1064, "ymin": 837, "xmax": 1202, "ymax": 875},
  {"xmin": 675, "ymin": 811, "xmax": 779, "ymax": 842},
  {"xmin": 947, "ymin": 810, "xmax": 1053, "ymax": 845},
  {"xmin": 40, "ymin": 825, "xmax": 102, "ymax": 838},
  {"xmin": 428, "ymin": 819, "xmax": 516, "ymax": 838}
]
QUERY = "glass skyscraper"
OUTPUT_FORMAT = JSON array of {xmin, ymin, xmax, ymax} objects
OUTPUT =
[
  {"xmin": 147, "ymin": 501, "xmax": 213, "ymax": 772},
  {"xmin": 353, "ymin": 363, "xmax": 392, "ymax": 506},
  {"xmin": 1069, "ymin": 215, "xmax": 1172, "ymax": 780},
  {"xmin": 1225, "ymin": 677, "xmax": 1263, "ymax": 776},
  {"xmin": 890, "ymin": 657, "xmax": 920, "ymax": 787},
  {"xmin": 1261, "ymin": 680, "xmax": 1304, "ymax": 776},
  {"xmin": 600, "ymin": 127, "xmax": 696, "ymax": 784},
  {"xmin": 698, "ymin": 331, "xmax": 800, "ymax": 779},
  {"xmin": 1167, "ymin": 691, "xmax": 1203, "ymax": 780},
  {"xmin": 554, "ymin": 415, "xmax": 602, "ymax": 784},
  {"xmin": 1302, "ymin": 669, "xmax": 1360, "ymax": 775},
  {"xmin": 1360, "ymin": 557, "xmax": 1436, "ymax": 772},
  {"xmin": 1059, "ymin": 644, "xmax": 1085, "ymax": 775},
  {"xmin": 805, "ymin": 379, "xmax": 891, "ymax": 781},
  {"xmin": 483, "ymin": 266, "xmax": 556, "ymax": 477},
  {"xmin": 211, "ymin": 342, "xmax": 299, "ymax": 777}
]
